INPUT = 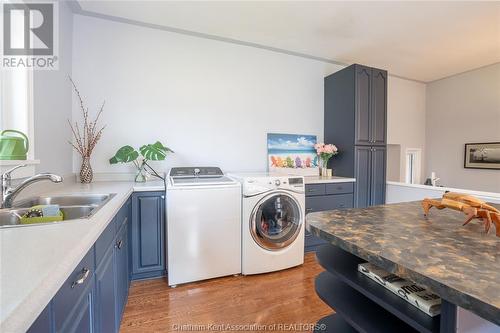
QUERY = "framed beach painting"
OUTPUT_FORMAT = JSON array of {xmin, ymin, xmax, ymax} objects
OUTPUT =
[
  {"xmin": 464, "ymin": 142, "xmax": 500, "ymax": 170},
  {"xmin": 267, "ymin": 133, "xmax": 318, "ymax": 176}
]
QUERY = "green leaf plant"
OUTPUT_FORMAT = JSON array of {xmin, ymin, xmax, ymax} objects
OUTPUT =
[{"xmin": 109, "ymin": 141, "xmax": 173, "ymax": 181}]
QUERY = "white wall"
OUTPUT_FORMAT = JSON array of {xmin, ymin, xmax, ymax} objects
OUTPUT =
[
  {"xmin": 33, "ymin": 1, "xmax": 73, "ymax": 176},
  {"xmin": 71, "ymin": 15, "xmax": 426, "ymax": 176},
  {"xmin": 386, "ymin": 144, "xmax": 401, "ymax": 182},
  {"xmin": 387, "ymin": 76, "xmax": 427, "ymax": 182},
  {"xmin": 426, "ymin": 63, "xmax": 500, "ymax": 193},
  {"xmin": 72, "ymin": 15, "xmax": 346, "ymax": 174}
]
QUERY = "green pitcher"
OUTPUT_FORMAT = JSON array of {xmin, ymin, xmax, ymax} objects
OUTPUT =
[{"xmin": 0, "ymin": 130, "xmax": 29, "ymax": 160}]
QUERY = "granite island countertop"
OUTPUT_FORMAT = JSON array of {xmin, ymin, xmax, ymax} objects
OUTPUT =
[{"xmin": 306, "ymin": 201, "xmax": 500, "ymax": 325}]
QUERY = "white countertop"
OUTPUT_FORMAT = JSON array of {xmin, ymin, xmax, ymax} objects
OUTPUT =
[
  {"xmin": 0, "ymin": 180, "xmax": 164, "ymax": 333},
  {"xmin": 303, "ymin": 175, "xmax": 356, "ymax": 184},
  {"xmin": 386, "ymin": 181, "xmax": 500, "ymax": 203}
]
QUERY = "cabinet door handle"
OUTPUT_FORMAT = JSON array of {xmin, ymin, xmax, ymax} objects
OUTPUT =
[
  {"xmin": 71, "ymin": 268, "xmax": 90, "ymax": 288},
  {"xmin": 115, "ymin": 239, "xmax": 123, "ymax": 249},
  {"xmin": 306, "ymin": 208, "xmax": 313, "ymax": 213}
]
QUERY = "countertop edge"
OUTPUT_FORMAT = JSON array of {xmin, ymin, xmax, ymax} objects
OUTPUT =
[
  {"xmin": 304, "ymin": 176, "xmax": 356, "ymax": 184},
  {"xmin": 307, "ymin": 223, "xmax": 500, "ymax": 326}
]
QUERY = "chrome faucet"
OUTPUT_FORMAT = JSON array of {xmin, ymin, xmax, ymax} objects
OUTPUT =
[{"xmin": 1, "ymin": 165, "xmax": 63, "ymax": 208}]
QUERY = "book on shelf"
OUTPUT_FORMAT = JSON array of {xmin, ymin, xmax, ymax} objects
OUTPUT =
[{"xmin": 357, "ymin": 262, "xmax": 441, "ymax": 317}]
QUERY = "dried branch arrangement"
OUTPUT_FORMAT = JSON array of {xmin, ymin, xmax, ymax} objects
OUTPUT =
[{"xmin": 68, "ymin": 77, "xmax": 106, "ymax": 158}]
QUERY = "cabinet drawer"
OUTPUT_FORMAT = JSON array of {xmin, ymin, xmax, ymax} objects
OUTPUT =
[
  {"xmin": 305, "ymin": 194, "xmax": 354, "ymax": 213},
  {"xmin": 95, "ymin": 218, "xmax": 116, "ymax": 267},
  {"xmin": 305, "ymin": 184, "xmax": 326, "ymax": 197},
  {"xmin": 325, "ymin": 182, "xmax": 354, "ymax": 195},
  {"xmin": 53, "ymin": 246, "xmax": 95, "ymax": 332}
]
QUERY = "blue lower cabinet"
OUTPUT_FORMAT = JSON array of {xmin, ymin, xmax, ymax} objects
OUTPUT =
[
  {"xmin": 115, "ymin": 221, "xmax": 129, "ymax": 326},
  {"xmin": 304, "ymin": 183, "xmax": 354, "ymax": 252},
  {"xmin": 66, "ymin": 282, "xmax": 95, "ymax": 333},
  {"xmin": 27, "ymin": 197, "xmax": 134, "ymax": 333},
  {"xmin": 27, "ymin": 303, "xmax": 53, "ymax": 333},
  {"xmin": 53, "ymin": 248, "xmax": 95, "ymax": 333},
  {"xmin": 95, "ymin": 246, "xmax": 117, "ymax": 333},
  {"xmin": 131, "ymin": 192, "xmax": 166, "ymax": 280}
]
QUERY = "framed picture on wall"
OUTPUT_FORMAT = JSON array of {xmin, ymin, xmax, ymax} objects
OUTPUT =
[
  {"xmin": 464, "ymin": 142, "xmax": 500, "ymax": 170},
  {"xmin": 267, "ymin": 133, "xmax": 318, "ymax": 176}
]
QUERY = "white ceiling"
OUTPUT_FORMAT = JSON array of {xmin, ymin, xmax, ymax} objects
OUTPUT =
[{"xmin": 77, "ymin": 1, "xmax": 500, "ymax": 82}]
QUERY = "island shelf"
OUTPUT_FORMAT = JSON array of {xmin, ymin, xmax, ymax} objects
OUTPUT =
[{"xmin": 315, "ymin": 244, "xmax": 452, "ymax": 332}]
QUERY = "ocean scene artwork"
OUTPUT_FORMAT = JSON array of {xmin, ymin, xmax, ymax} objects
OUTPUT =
[{"xmin": 267, "ymin": 133, "xmax": 318, "ymax": 176}]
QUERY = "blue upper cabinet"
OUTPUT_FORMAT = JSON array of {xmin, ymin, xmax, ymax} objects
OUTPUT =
[
  {"xmin": 370, "ymin": 69, "xmax": 387, "ymax": 146},
  {"xmin": 325, "ymin": 64, "xmax": 387, "ymax": 150},
  {"xmin": 131, "ymin": 192, "xmax": 166, "ymax": 280},
  {"xmin": 354, "ymin": 65, "xmax": 387, "ymax": 146},
  {"xmin": 354, "ymin": 65, "xmax": 372, "ymax": 146}
]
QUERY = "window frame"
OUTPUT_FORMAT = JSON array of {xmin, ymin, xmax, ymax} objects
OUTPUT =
[
  {"xmin": 0, "ymin": 68, "xmax": 38, "ymax": 178},
  {"xmin": 405, "ymin": 148, "xmax": 422, "ymax": 185}
]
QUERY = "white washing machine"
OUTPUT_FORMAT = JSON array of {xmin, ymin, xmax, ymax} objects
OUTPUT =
[
  {"xmin": 230, "ymin": 173, "xmax": 305, "ymax": 275},
  {"xmin": 167, "ymin": 167, "xmax": 241, "ymax": 286}
]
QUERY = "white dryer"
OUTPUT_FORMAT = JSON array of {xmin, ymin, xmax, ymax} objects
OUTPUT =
[{"xmin": 230, "ymin": 173, "xmax": 305, "ymax": 275}]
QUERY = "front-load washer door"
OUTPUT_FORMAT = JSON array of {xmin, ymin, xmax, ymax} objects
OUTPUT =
[{"xmin": 250, "ymin": 192, "xmax": 302, "ymax": 251}]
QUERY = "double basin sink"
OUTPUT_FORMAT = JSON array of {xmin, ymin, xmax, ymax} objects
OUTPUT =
[{"xmin": 0, "ymin": 193, "xmax": 116, "ymax": 228}]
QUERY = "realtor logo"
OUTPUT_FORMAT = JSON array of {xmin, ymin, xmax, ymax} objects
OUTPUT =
[{"xmin": 1, "ymin": 1, "xmax": 59, "ymax": 69}]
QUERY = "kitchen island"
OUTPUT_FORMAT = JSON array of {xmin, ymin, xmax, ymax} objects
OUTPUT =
[{"xmin": 307, "ymin": 201, "xmax": 500, "ymax": 332}]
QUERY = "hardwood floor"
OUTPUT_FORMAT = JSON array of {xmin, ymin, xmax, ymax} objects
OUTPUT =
[{"xmin": 120, "ymin": 252, "xmax": 332, "ymax": 332}]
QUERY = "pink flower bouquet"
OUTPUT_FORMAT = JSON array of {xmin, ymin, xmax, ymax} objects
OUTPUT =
[{"xmin": 314, "ymin": 143, "xmax": 339, "ymax": 168}]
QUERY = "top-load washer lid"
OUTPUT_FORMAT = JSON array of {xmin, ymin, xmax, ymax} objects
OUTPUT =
[
  {"xmin": 169, "ymin": 167, "xmax": 236, "ymax": 186},
  {"xmin": 170, "ymin": 167, "xmax": 224, "ymax": 178},
  {"xmin": 171, "ymin": 176, "xmax": 235, "ymax": 186}
]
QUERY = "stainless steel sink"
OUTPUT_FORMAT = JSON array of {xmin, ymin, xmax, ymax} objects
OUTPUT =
[
  {"xmin": 0, "ymin": 193, "xmax": 116, "ymax": 228},
  {"xmin": 12, "ymin": 194, "xmax": 114, "ymax": 208}
]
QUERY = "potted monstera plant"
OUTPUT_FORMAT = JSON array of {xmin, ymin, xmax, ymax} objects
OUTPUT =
[{"xmin": 109, "ymin": 141, "xmax": 173, "ymax": 182}]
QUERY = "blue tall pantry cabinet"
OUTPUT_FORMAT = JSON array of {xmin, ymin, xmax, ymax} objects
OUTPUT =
[{"xmin": 324, "ymin": 64, "xmax": 387, "ymax": 208}]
